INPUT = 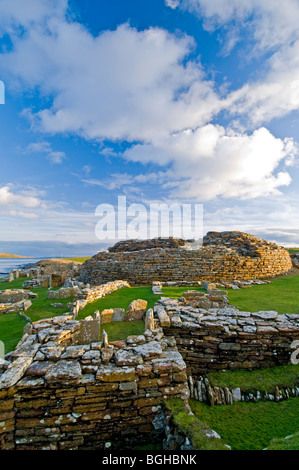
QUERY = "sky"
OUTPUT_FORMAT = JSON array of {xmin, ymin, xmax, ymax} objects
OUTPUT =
[{"xmin": 1, "ymin": 0, "xmax": 299, "ymax": 256}]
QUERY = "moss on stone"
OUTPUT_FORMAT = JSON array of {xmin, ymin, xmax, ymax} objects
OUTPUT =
[{"xmin": 164, "ymin": 398, "xmax": 229, "ymax": 450}]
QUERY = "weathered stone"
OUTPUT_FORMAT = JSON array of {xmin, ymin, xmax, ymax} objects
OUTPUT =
[
  {"xmin": 76, "ymin": 319, "xmax": 100, "ymax": 345},
  {"xmin": 231, "ymin": 388, "xmax": 242, "ymax": 402},
  {"xmin": 96, "ymin": 365, "xmax": 135, "ymax": 382},
  {"xmin": 61, "ymin": 346, "xmax": 88, "ymax": 359},
  {"xmin": 253, "ymin": 311, "xmax": 278, "ymax": 321},
  {"xmin": 111, "ymin": 308, "xmax": 126, "ymax": 322},
  {"xmin": 125, "ymin": 299, "xmax": 148, "ymax": 322},
  {"xmin": 26, "ymin": 361, "xmax": 53, "ymax": 377},
  {"xmin": 101, "ymin": 347, "xmax": 114, "ymax": 364},
  {"xmin": 144, "ymin": 309, "xmax": 155, "ymax": 331},
  {"xmin": 45, "ymin": 361, "xmax": 82, "ymax": 383},
  {"xmin": 0, "ymin": 357, "xmax": 33, "ymax": 389},
  {"xmin": 133, "ymin": 341, "xmax": 163, "ymax": 359},
  {"xmin": 119, "ymin": 381, "xmax": 137, "ymax": 391},
  {"xmin": 101, "ymin": 309, "xmax": 114, "ymax": 324},
  {"xmin": 114, "ymin": 350, "xmax": 143, "ymax": 366}
]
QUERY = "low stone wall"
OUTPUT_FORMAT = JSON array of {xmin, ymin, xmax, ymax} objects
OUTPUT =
[
  {"xmin": 71, "ymin": 280, "xmax": 130, "ymax": 317},
  {"xmin": 155, "ymin": 299, "xmax": 299, "ymax": 375},
  {"xmin": 188, "ymin": 377, "xmax": 299, "ymax": 406},
  {"xmin": 0, "ymin": 314, "xmax": 189, "ymax": 450},
  {"xmin": 79, "ymin": 232, "xmax": 292, "ymax": 286}
]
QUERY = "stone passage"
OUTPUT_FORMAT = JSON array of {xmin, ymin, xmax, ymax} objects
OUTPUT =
[{"xmin": 79, "ymin": 232, "xmax": 292, "ymax": 286}]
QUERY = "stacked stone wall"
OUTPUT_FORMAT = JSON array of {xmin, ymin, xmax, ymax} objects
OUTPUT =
[
  {"xmin": 79, "ymin": 232, "xmax": 292, "ymax": 286},
  {"xmin": 156, "ymin": 299, "xmax": 299, "ymax": 375},
  {"xmin": 0, "ymin": 314, "xmax": 188, "ymax": 450}
]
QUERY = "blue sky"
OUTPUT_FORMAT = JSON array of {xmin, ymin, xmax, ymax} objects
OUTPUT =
[{"xmin": 1, "ymin": 0, "xmax": 299, "ymax": 256}]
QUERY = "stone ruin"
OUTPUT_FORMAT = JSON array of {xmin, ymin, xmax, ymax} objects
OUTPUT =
[
  {"xmin": 0, "ymin": 232, "xmax": 297, "ymax": 450},
  {"xmin": 0, "ymin": 278, "xmax": 298, "ymax": 450},
  {"xmin": 79, "ymin": 231, "xmax": 293, "ymax": 286}
]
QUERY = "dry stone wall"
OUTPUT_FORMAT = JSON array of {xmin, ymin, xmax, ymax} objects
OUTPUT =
[
  {"xmin": 155, "ymin": 298, "xmax": 299, "ymax": 375},
  {"xmin": 0, "ymin": 313, "xmax": 189, "ymax": 450},
  {"xmin": 79, "ymin": 232, "xmax": 292, "ymax": 286}
]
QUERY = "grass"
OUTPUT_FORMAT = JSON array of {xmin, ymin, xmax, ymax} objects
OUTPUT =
[
  {"xmin": 206, "ymin": 364, "xmax": 299, "ymax": 394},
  {"xmin": 267, "ymin": 431, "xmax": 299, "ymax": 450},
  {"xmin": 190, "ymin": 398, "xmax": 299, "ymax": 450},
  {"xmin": 164, "ymin": 398, "xmax": 229, "ymax": 450},
  {"xmin": 78, "ymin": 286, "xmax": 160, "ymax": 320},
  {"xmin": 0, "ymin": 313, "xmax": 28, "ymax": 354},
  {"xmin": 63, "ymin": 257, "xmax": 91, "ymax": 264},
  {"xmin": 161, "ymin": 274, "xmax": 299, "ymax": 315},
  {"xmin": 226, "ymin": 273, "xmax": 299, "ymax": 314},
  {"xmin": 0, "ymin": 278, "xmax": 75, "ymax": 353},
  {"xmin": 78, "ymin": 286, "xmax": 161, "ymax": 342},
  {"xmin": 101, "ymin": 320, "xmax": 145, "ymax": 342},
  {"xmin": 162, "ymin": 286, "xmax": 204, "ymax": 299},
  {"xmin": 287, "ymin": 248, "xmax": 299, "ymax": 255}
]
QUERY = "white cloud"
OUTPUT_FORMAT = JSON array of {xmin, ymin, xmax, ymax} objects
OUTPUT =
[
  {"xmin": 0, "ymin": 0, "xmax": 67, "ymax": 34},
  {"xmin": 47, "ymin": 151, "xmax": 66, "ymax": 164},
  {"xmin": 165, "ymin": 1, "xmax": 299, "ymax": 129},
  {"xmin": 24, "ymin": 141, "xmax": 66, "ymax": 164},
  {"xmin": 124, "ymin": 126, "xmax": 295, "ymax": 200},
  {"xmin": 0, "ymin": 185, "xmax": 42, "ymax": 208},
  {"xmin": 228, "ymin": 40, "xmax": 299, "ymax": 126},
  {"xmin": 1, "ymin": 0, "xmax": 298, "ymax": 207},
  {"xmin": 172, "ymin": 0, "xmax": 299, "ymax": 52},
  {"xmin": 165, "ymin": 0, "xmax": 181, "ymax": 9},
  {"xmin": 1, "ymin": 19, "xmax": 222, "ymax": 142}
]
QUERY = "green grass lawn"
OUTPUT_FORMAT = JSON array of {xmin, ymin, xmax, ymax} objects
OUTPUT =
[
  {"xmin": 190, "ymin": 398, "xmax": 299, "ymax": 450},
  {"xmin": 165, "ymin": 398, "xmax": 229, "ymax": 450},
  {"xmin": 162, "ymin": 286, "xmax": 204, "ymax": 299},
  {"xmin": 267, "ymin": 431, "xmax": 299, "ymax": 450},
  {"xmin": 101, "ymin": 320, "xmax": 145, "ymax": 342},
  {"xmin": 226, "ymin": 273, "xmax": 299, "ymax": 314},
  {"xmin": 0, "ymin": 278, "xmax": 75, "ymax": 353},
  {"xmin": 63, "ymin": 257, "xmax": 91, "ymax": 263},
  {"xmin": 161, "ymin": 274, "xmax": 299, "ymax": 314},
  {"xmin": 0, "ymin": 313, "xmax": 28, "ymax": 354},
  {"xmin": 287, "ymin": 248, "xmax": 299, "ymax": 255},
  {"xmin": 206, "ymin": 364, "xmax": 299, "ymax": 394},
  {"xmin": 78, "ymin": 286, "xmax": 162, "ymax": 342},
  {"xmin": 78, "ymin": 286, "xmax": 160, "ymax": 319}
]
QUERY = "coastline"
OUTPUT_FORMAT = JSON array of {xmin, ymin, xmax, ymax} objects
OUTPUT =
[{"xmin": 0, "ymin": 258, "xmax": 43, "ymax": 278}]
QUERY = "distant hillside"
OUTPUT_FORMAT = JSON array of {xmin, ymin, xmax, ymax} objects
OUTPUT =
[{"xmin": 0, "ymin": 253, "xmax": 30, "ymax": 258}]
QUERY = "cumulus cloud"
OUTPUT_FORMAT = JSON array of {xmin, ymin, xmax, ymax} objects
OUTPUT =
[
  {"xmin": 228, "ymin": 40, "xmax": 299, "ymax": 126},
  {"xmin": 1, "ymin": 20, "xmax": 222, "ymax": 142},
  {"xmin": 170, "ymin": 0, "xmax": 299, "ymax": 52},
  {"xmin": 1, "ymin": 0, "xmax": 299, "ymax": 205},
  {"xmin": 0, "ymin": 185, "xmax": 42, "ymax": 208},
  {"xmin": 124, "ymin": 126, "xmax": 296, "ymax": 200},
  {"xmin": 165, "ymin": 0, "xmax": 299, "ymax": 129},
  {"xmin": 0, "ymin": 0, "xmax": 67, "ymax": 35}
]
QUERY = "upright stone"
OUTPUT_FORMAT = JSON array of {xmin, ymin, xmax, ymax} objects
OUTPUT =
[{"xmin": 144, "ymin": 309, "xmax": 155, "ymax": 331}]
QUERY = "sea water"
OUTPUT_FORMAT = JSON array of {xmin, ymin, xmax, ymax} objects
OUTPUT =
[{"xmin": 0, "ymin": 258, "xmax": 42, "ymax": 278}]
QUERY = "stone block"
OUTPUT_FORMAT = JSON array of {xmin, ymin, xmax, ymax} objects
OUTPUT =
[
  {"xmin": 111, "ymin": 308, "xmax": 125, "ymax": 322},
  {"xmin": 101, "ymin": 309, "xmax": 114, "ymax": 324},
  {"xmin": 45, "ymin": 360, "xmax": 82, "ymax": 383},
  {"xmin": 125, "ymin": 299, "xmax": 148, "ymax": 322}
]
